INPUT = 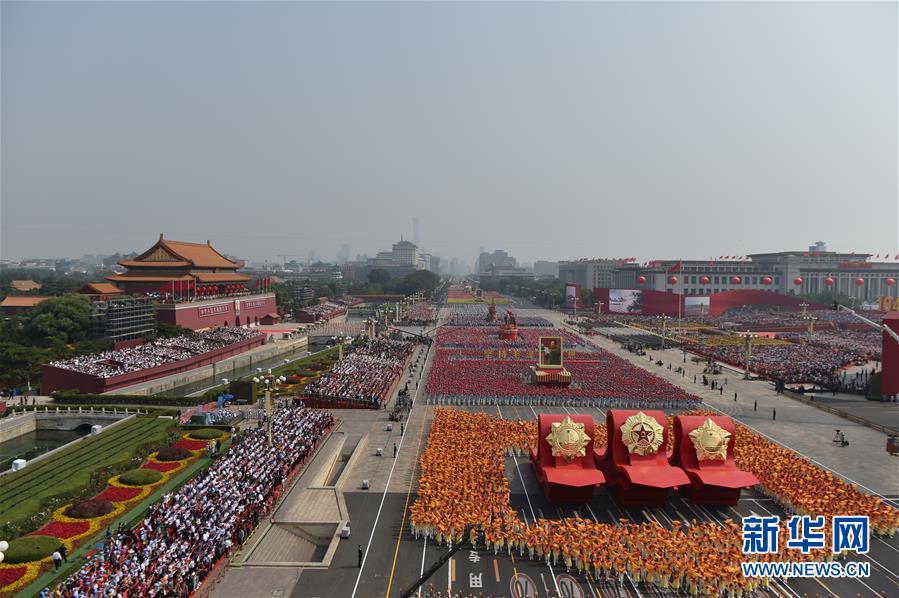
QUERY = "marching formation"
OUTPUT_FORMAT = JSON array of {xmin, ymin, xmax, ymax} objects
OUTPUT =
[{"xmin": 409, "ymin": 409, "xmax": 899, "ymax": 596}]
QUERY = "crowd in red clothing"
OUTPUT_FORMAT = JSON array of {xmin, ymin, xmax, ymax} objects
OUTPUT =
[
  {"xmin": 49, "ymin": 407, "xmax": 333, "ymax": 597},
  {"xmin": 426, "ymin": 349, "xmax": 700, "ymax": 405},
  {"xmin": 444, "ymin": 305, "xmax": 552, "ymax": 327},
  {"xmin": 401, "ymin": 302, "xmax": 438, "ymax": 325},
  {"xmin": 436, "ymin": 327, "xmax": 584, "ymax": 350}
]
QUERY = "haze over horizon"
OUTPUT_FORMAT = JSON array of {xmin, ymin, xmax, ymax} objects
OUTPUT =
[{"xmin": 2, "ymin": 1, "xmax": 897, "ymax": 265}]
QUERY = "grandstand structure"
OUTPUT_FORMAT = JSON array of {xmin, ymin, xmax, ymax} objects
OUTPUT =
[
  {"xmin": 40, "ymin": 328, "xmax": 265, "ymax": 394},
  {"xmin": 105, "ymin": 234, "xmax": 276, "ymax": 330}
]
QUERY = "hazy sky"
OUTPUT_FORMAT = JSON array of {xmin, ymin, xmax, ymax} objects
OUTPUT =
[{"xmin": 2, "ymin": 1, "xmax": 896, "ymax": 265}]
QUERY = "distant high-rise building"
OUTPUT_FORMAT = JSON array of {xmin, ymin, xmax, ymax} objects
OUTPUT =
[
  {"xmin": 392, "ymin": 238, "xmax": 419, "ymax": 266},
  {"xmin": 476, "ymin": 249, "xmax": 517, "ymax": 275},
  {"xmin": 534, "ymin": 261, "xmax": 559, "ymax": 278},
  {"xmin": 559, "ymin": 258, "xmax": 628, "ymax": 291},
  {"xmin": 337, "ymin": 244, "xmax": 350, "ymax": 263}
]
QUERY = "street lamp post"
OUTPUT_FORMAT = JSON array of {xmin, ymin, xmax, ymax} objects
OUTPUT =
[
  {"xmin": 740, "ymin": 333, "xmax": 754, "ymax": 380},
  {"xmin": 658, "ymin": 314, "xmax": 671, "ymax": 350},
  {"xmin": 252, "ymin": 371, "xmax": 287, "ymax": 445}
]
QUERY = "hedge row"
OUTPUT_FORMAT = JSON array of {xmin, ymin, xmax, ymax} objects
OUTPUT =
[
  {"xmin": 3, "ymin": 535, "xmax": 60, "ymax": 564},
  {"xmin": 3, "ymin": 404, "xmax": 181, "ymax": 418},
  {"xmin": 51, "ymin": 391, "xmax": 199, "ymax": 407},
  {"xmin": 118, "ymin": 468, "xmax": 163, "ymax": 486}
]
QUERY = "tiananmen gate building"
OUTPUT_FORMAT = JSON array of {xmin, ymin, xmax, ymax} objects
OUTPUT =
[{"xmin": 106, "ymin": 234, "xmax": 276, "ymax": 330}]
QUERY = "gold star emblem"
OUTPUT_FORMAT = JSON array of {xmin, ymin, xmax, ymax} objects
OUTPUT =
[
  {"xmin": 689, "ymin": 418, "xmax": 731, "ymax": 461},
  {"xmin": 545, "ymin": 416, "xmax": 591, "ymax": 461},
  {"xmin": 620, "ymin": 412, "xmax": 664, "ymax": 456}
]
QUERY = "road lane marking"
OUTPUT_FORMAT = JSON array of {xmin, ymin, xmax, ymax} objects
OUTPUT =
[
  {"xmin": 493, "ymin": 558, "xmax": 501, "ymax": 582},
  {"xmin": 416, "ymin": 536, "xmax": 427, "ymax": 597},
  {"xmin": 370, "ymin": 353, "xmax": 430, "ymax": 598}
]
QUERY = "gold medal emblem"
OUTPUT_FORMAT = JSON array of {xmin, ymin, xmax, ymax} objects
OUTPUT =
[
  {"xmin": 620, "ymin": 411, "xmax": 664, "ymax": 456},
  {"xmin": 689, "ymin": 418, "xmax": 730, "ymax": 461},
  {"xmin": 545, "ymin": 416, "xmax": 591, "ymax": 461}
]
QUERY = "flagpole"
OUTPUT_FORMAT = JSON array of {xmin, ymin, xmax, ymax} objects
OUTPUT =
[{"xmin": 677, "ymin": 258, "xmax": 682, "ymax": 334}]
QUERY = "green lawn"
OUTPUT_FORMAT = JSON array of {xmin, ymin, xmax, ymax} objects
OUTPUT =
[
  {"xmin": 0, "ymin": 417, "xmax": 173, "ymax": 532},
  {"xmin": 267, "ymin": 346, "xmax": 340, "ymax": 378}
]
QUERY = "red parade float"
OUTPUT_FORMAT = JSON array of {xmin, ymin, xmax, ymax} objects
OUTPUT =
[
  {"xmin": 498, "ymin": 309, "xmax": 519, "ymax": 341},
  {"xmin": 594, "ymin": 410, "xmax": 688, "ymax": 507},
  {"xmin": 669, "ymin": 415, "xmax": 758, "ymax": 505},
  {"xmin": 530, "ymin": 414, "xmax": 605, "ymax": 503}
]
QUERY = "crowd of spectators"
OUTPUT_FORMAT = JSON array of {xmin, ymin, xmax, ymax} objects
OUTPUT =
[
  {"xmin": 713, "ymin": 308, "xmax": 884, "ymax": 329},
  {"xmin": 49, "ymin": 407, "xmax": 333, "ymax": 598},
  {"xmin": 47, "ymin": 328, "xmax": 262, "ymax": 379},
  {"xmin": 779, "ymin": 330, "xmax": 882, "ymax": 361},
  {"xmin": 687, "ymin": 342, "xmax": 866, "ymax": 386},
  {"xmin": 304, "ymin": 338, "xmax": 415, "ymax": 408}
]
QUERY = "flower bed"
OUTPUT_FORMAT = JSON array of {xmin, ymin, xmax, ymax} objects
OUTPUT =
[
  {"xmin": 154, "ymin": 446, "xmax": 193, "ymax": 461},
  {"xmin": 30, "ymin": 521, "xmax": 90, "ymax": 542},
  {"xmin": 63, "ymin": 500, "xmax": 115, "ymax": 520},
  {"xmin": 0, "ymin": 562, "xmax": 41, "ymax": 595},
  {"xmin": 186, "ymin": 428, "xmax": 224, "ymax": 440},
  {"xmin": 0, "ymin": 430, "xmax": 206, "ymax": 595},
  {"xmin": 142, "ymin": 459, "xmax": 184, "ymax": 473},
  {"xmin": 117, "ymin": 468, "xmax": 163, "ymax": 486},
  {"xmin": 94, "ymin": 486, "xmax": 146, "ymax": 503}
]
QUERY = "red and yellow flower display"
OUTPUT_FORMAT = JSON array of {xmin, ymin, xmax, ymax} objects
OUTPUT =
[{"xmin": 0, "ymin": 561, "xmax": 42, "ymax": 595}]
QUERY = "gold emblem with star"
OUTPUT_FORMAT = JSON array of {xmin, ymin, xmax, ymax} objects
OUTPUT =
[
  {"xmin": 620, "ymin": 411, "xmax": 664, "ymax": 456},
  {"xmin": 689, "ymin": 418, "xmax": 731, "ymax": 461},
  {"xmin": 546, "ymin": 416, "xmax": 591, "ymax": 461}
]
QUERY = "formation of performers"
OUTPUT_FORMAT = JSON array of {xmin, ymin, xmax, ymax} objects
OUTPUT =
[{"xmin": 409, "ymin": 409, "xmax": 899, "ymax": 596}]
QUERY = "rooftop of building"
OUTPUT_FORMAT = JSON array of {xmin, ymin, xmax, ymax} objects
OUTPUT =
[
  {"xmin": 0, "ymin": 296, "xmax": 50, "ymax": 308},
  {"xmin": 10, "ymin": 279, "xmax": 42, "ymax": 292},
  {"xmin": 118, "ymin": 234, "xmax": 242, "ymax": 270},
  {"xmin": 79, "ymin": 282, "xmax": 124, "ymax": 295}
]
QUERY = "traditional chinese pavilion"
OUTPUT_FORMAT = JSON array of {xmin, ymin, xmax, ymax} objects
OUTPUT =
[{"xmin": 106, "ymin": 234, "xmax": 276, "ymax": 330}]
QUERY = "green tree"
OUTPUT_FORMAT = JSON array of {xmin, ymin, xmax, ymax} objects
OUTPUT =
[
  {"xmin": 23, "ymin": 294, "xmax": 91, "ymax": 346},
  {"xmin": 368, "ymin": 269, "xmax": 392, "ymax": 284},
  {"xmin": 270, "ymin": 283, "xmax": 292, "ymax": 312},
  {"xmin": 400, "ymin": 270, "xmax": 440, "ymax": 296},
  {"xmin": 0, "ymin": 342, "xmax": 55, "ymax": 389},
  {"xmin": 154, "ymin": 321, "xmax": 195, "ymax": 339}
]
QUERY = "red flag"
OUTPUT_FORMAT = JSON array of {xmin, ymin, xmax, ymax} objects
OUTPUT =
[{"xmin": 668, "ymin": 261, "xmax": 682, "ymax": 273}]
